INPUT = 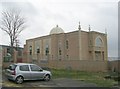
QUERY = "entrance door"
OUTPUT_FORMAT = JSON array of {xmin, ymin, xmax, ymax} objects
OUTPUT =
[{"xmin": 95, "ymin": 51, "xmax": 101, "ymax": 60}]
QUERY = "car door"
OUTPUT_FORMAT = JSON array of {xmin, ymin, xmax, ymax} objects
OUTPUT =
[
  {"xmin": 19, "ymin": 65, "xmax": 31, "ymax": 80},
  {"xmin": 30, "ymin": 65, "xmax": 45, "ymax": 80}
]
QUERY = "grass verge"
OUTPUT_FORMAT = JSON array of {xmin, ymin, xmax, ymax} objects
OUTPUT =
[{"xmin": 51, "ymin": 69, "xmax": 118, "ymax": 87}]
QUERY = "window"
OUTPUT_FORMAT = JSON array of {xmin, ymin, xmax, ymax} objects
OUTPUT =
[
  {"xmin": 37, "ymin": 47, "xmax": 40, "ymax": 53},
  {"xmin": 20, "ymin": 65, "xmax": 29, "ymax": 71},
  {"xmin": 95, "ymin": 37, "xmax": 103, "ymax": 47},
  {"xmin": 30, "ymin": 65, "xmax": 42, "ymax": 71},
  {"xmin": 35, "ymin": 41, "xmax": 40, "ymax": 54},
  {"xmin": 95, "ymin": 51, "xmax": 101, "ymax": 60},
  {"xmin": 102, "ymin": 52, "xmax": 104, "ymax": 60},
  {"xmin": 8, "ymin": 65, "xmax": 17, "ymax": 70},
  {"xmin": 45, "ymin": 45, "xmax": 49, "ymax": 56},
  {"xmin": 7, "ymin": 48, "xmax": 10, "ymax": 53},
  {"xmin": 59, "ymin": 48, "xmax": 62, "ymax": 55},
  {"xmin": 29, "ymin": 46, "xmax": 32, "ymax": 55},
  {"xmin": 66, "ymin": 40, "xmax": 69, "ymax": 49}
]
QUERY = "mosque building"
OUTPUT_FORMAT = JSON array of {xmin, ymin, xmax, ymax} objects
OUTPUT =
[{"xmin": 24, "ymin": 23, "xmax": 108, "ymax": 64}]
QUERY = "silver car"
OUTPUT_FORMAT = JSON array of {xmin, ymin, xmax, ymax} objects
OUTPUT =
[{"xmin": 5, "ymin": 63, "xmax": 52, "ymax": 84}]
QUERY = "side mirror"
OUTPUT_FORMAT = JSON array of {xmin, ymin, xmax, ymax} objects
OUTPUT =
[{"xmin": 39, "ymin": 69, "xmax": 43, "ymax": 71}]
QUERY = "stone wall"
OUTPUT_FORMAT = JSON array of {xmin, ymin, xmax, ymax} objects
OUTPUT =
[
  {"xmin": 38, "ymin": 60, "xmax": 108, "ymax": 72},
  {"xmin": 108, "ymin": 60, "xmax": 120, "ymax": 73},
  {"xmin": 2, "ymin": 60, "xmax": 108, "ymax": 72}
]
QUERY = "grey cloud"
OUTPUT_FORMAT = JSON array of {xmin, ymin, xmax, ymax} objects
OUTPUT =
[
  {"xmin": 0, "ymin": 1, "xmax": 118, "ymax": 57},
  {"xmin": 1, "ymin": 2, "xmax": 38, "ymax": 16}
]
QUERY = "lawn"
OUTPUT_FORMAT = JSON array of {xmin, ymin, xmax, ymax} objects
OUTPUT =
[{"xmin": 51, "ymin": 69, "xmax": 118, "ymax": 87}]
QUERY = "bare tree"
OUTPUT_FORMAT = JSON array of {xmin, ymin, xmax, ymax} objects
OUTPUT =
[{"xmin": 0, "ymin": 9, "xmax": 26, "ymax": 61}]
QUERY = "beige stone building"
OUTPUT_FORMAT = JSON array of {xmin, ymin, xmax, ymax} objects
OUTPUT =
[{"xmin": 24, "ymin": 23, "xmax": 108, "ymax": 63}]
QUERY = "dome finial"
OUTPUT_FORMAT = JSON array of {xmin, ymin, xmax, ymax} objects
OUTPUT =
[
  {"xmin": 105, "ymin": 28, "xmax": 107, "ymax": 34},
  {"xmin": 78, "ymin": 22, "xmax": 81, "ymax": 30},
  {"xmin": 89, "ymin": 25, "xmax": 91, "ymax": 32},
  {"xmin": 56, "ymin": 25, "xmax": 58, "ymax": 27}
]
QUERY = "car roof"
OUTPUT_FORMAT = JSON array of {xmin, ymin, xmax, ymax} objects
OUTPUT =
[{"xmin": 12, "ymin": 63, "xmax": 36, "ymax": 66}]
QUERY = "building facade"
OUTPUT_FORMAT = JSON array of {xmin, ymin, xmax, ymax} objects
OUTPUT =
[{"xmin": 24, "ymin": 24, "xmax": 108, "ymax": 64}]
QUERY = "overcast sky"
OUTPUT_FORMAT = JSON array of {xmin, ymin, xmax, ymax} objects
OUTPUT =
[{"xmin": 0, "ymin": 0, "xmax": 118, "ymax": 57}]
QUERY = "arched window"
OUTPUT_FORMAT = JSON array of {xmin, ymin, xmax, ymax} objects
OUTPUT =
[
  {"xmin": 29, "ymin": 46, "xmax": 32, "ymax": 55},
  {"xmin": 35, "ymin": 41, "xmax": 40, "ymax": 54},
  {"xmin": 45, "ymin": 45, "xmax": 49, "ymax": 56},
  {"xmin": 95, "ymin": 36, "xmax": 103, "ymax": 47},
  {"xmin": 66, "ymin": 40, "xmax": 69, "ymax": 49},
  {"xmin": 59, "ymin": 48, "xmax": 62, "ymax": 55},
  {"xmin": 37, "ymin": 46, "xmax": 40, "ymax": 53}
]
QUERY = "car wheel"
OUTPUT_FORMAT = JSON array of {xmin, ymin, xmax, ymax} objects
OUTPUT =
[
  {"xmin": 44, "ymin": 74, "xmax": 50, "ymax": 81},
  {"xmin": 8, "ymin": 79, "xmax": 12, "ymax": 81},
  {"xmin": 15, "ymin": 76, "xmax": 24, "ymax": 84}
]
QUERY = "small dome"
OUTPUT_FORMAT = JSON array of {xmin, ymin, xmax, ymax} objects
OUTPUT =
[{"xmin": 50, "ymin": 25, "xmax": 64, "ymax": 35}]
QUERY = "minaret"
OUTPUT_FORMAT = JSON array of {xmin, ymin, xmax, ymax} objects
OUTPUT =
[
  {"xmin": 78, "ymin": 22, "xmax": 82, "ymax": 60},
  {"xmin": 104, "ymin": 28, "xmax": 108, "ymax": 60},
  {"xmin": 105, "ymin": 28, "xmax": 107, "ymax": 34},
  {"xmin": 89, "ymin": 25, "xmax": 91, "ymax": 32},
  {"xmin": 88, "ymin": 25, "xmax": 92, "ymax": 46},
  {"xmin": 88, "ymin": 25, "xmax": 93, "ymax": 60},
  {"xmin": 78, "ymin": 22, "xmax": 81, "ymax": 30}
]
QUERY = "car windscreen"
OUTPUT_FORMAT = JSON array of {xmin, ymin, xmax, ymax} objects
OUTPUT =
[{"xmin": 8, "ymin": 64, "xmax": 17, "ymax": 70}]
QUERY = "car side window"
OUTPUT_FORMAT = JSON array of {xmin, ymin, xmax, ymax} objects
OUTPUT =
[
  {"xmin": 8, "ymin": 65, "xmax": 17, "ymax": 70},
  {"xmin": 30, "ymin": 65, "xmax": 42, "ymax": 71},
  {"xmin": 20, "ymin": 65, "xmax": 29, "ymax": 71}
]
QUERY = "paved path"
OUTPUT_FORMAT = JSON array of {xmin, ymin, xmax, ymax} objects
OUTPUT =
[
  {"xmin": 2, "ymin": 73, "xmax": 97, "ymax": 87},
  {"xmin": 51, "ymin": 78, "xmax": 97, "ymax": 87},
  {"xmin": 21, "ymin": 78, "xmax": 98, "ymax": 87}
]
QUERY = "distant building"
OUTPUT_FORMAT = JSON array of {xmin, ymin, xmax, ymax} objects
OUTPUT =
[
  {"xmin": 108, "ymin": 60, "xmax": 120, "ymax": 73},
  {"xmin": 0, "ymin": 46, "xmax": 2, "ymax": 66},
  {"xmin": 0, "ymin": 45, "xmax": 23, "ymax": 63},
  {"xmin": 24, "ymin": 23, "xmax": 108, "ymax": 63}
]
